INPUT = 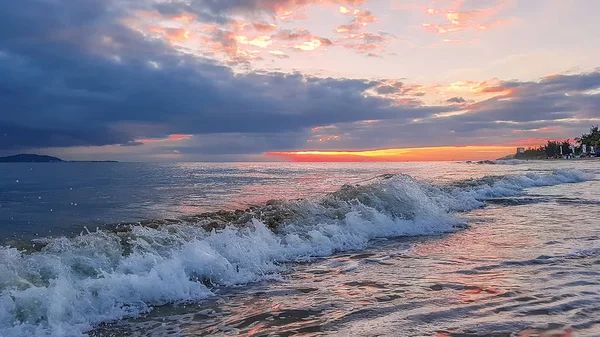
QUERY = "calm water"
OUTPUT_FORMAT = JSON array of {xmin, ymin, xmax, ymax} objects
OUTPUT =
[{"xmin": 0, "ymin": 161, "xmax": 599, "ymax": 336}]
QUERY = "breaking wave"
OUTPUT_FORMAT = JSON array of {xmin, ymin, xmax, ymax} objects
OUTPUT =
[
  {"xmin": 467, "ymin": 159, "xmax": 526, "ymax": 165},
  {"xmin": 0, "ymin": 170, "xmax": 591, "ymax": 336}
]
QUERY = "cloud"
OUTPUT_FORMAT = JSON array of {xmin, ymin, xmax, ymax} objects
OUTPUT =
[
  {"xmin": 2, "ymin": 0, "xmax": 599, "ymax": 159},
  {"xmin": 150, "ymin": 0, "xmax": 368, "ymax": 25},
  {"xmin": 269, "ymin": 50, "xmax": 290, "ymax": 58},
  {"xmin": 120, "ymin": 141, "xmax": 145, "ymax": 147},
  {"xmin": 252, "ymin": 22, "xmax": 278, "ymax": 32},
  {"xmin": 334, "ymin": 6, "xmax": 390, "ymax": 55},
  {"xmin": 395, "ymin": 0, "xmax": 515, "ymax": 41},
  {"xmin": 191, "ymin": 0, "xmax": 368, "ymax": 16},
  {"xmin": 446, "ymin": 96, "xmax": 466, "ymax": 103},
  {"xmin": 272, "ymin": 28, "xmax": 333, "ymax": 51},
  {"xmin": 278, "ymin": 71, "xmax": 600, "ymax": 152},
  {"xmin": 273, "ymin": 28, "xmax": 312, "ymax": 40},
  {"xmin": 0, "ymin": 0, "xmax": 450, "ymax": 153},
  {"xmin": 138, "ymin": 134, "xmax": 193, "ymax": 144}
]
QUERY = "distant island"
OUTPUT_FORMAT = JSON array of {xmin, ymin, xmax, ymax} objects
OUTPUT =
[
  {"xmin": 0, "ymin": 154, "xmax": 118, "ymax": 163},
  {"xmin": 0, "ymin": 154, "xmax": 64, "ymax": 163}
]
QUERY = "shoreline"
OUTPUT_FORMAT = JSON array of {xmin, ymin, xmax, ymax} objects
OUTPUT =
[{"xmin": 500, "ymin": 156, "xmax": 600, "ymax": 162}]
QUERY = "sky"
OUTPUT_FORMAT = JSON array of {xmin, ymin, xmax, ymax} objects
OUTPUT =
[{"xmin": 1, "ymin": 0, "xmax": 600, "ymax": 162}]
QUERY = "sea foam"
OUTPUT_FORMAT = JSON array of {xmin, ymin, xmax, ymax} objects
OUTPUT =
[{"xmin": 0, "ymin": 170, "xmax": 591, "ymax": 336}]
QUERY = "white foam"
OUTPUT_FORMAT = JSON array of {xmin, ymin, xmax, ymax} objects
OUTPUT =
[
  {"xmin": 0, "ymin": 170, "xmax": 591, "ymax": 336},
  {"xmin": 494, "ymin": 159, "xmax": 527, "ymax": 165},
  {"xmin": 469, "ymin": 159, "xmax": 526, "ymax": 165},
  {"xmin": 453, "ymin": 169, "xmax": 592, "ymax": 203}
]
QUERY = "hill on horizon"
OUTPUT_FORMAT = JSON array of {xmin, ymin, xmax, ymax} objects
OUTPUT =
[{"xmin": 0, "ymin": 154, "xmax": 64, "ymax": 163}]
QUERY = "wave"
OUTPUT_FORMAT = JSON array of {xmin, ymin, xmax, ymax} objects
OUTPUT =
[
  {"xmin": 0, "ymin": 170, "xmax": 592, "ymax": 336},
  {"xmin": 465, "ymin": 159, "xmax": 526, "ymax": 165}
]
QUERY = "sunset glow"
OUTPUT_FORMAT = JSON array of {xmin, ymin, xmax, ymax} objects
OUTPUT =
[
  {"xmin": 268, "ymin": 146, "xmax": 516, "ymax": 162},
  {"xmin": 1, "ymin": 0, "xmax": 599, "ymax": 162}
]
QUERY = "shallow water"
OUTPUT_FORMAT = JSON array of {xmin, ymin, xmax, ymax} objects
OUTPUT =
[
  {"xmin": 0, "ymin": 161, "xmax": 599, "ymax": 336},
  {"xmin": 92, "ymin": 181, "xmax": 600, "ymax": 336}
]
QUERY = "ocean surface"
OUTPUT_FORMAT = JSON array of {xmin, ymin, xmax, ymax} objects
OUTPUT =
[{"xmin": 0, "ymin": 161, "xmax": 599, "ymax": 336}]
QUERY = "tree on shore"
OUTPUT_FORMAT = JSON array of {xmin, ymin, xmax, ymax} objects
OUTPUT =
[
  {"xmin": 513, "ymin": 127, "xmax": 599, "ymax": 159},
  {"xmin": 515, "ymin": 140, "xmax": 573, "ymax": 159},
  {"xmin": 575, "ymin": 125, "xmax": 600, "ymax": 148}
]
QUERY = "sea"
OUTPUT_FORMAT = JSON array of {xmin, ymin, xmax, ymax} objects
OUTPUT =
[{"xmin": 0, "ymin": 161, "xmax": 599, "ymax": 337}]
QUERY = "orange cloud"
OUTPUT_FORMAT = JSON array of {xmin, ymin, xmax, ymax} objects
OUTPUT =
[
  {"xmin": 318, "ymin": 135, "xmax": 340, "ymax": 142},
  {"xmin": 334, "ymin": 5, "xmax": 388, "ymax": 55},
  {"xmin": 294, "ymin": 38, "xmax": 332, "ymax": 51},
  {"xmin": 342, "ymin": 43, "xmax": 380, "ymax": 51},
  {"xmin": 267, "ymin": 145, "xmax": 516, "ymax": 162},
  {"xmin": 446, "ymin": 79, "xmax": 518, "ymax": 96},
  {"xmin": 147, "ymin": 27, "xmax": 191, "ymax": 42},
  {"xmin": 166, "ymin": 28, "xmax": 191, "ymax": 42},
  {"xmin": 127, "ymin": 1, "xmax": 376, "ymax": 63},
  {"xmin": 253, "ymin": 22, "xmax": 278, "ymax": 32},
  {"xmin": 172, "ymin": 13, "xmax": 196, "ymax": 22},
  {"xmin": 266, "ymin": 0, "xmax": 367, "ymax": 12},
  {"xmin": 272, "ymin": 29, "xmax": 333, "ymax": 51},
  {"xmin": 264, "ymin": 0, "xmax": 367, "ymax": 21},
  {"xmin": 126, "ymin": 11, "xmax": 265, "ymax": 65},
  {"xmin": 235, "ymin": 35, "xmax": 273, "ymax": 48},
  {"xmin": 276, "ymin": 10, "xmax": 309, "ymax": 21},
  {"xmin": 190, "ymin": 21, "xmax": 269, "ymax": 64},
  {"xmin": 335, "ymin": 8, "xmax": 377, "ymax": 32},
  {"xmin": 138, "ymin": 134, "xmax": 193, "ymax": 144}
]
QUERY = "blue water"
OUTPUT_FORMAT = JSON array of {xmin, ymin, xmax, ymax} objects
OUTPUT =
[
  {"xmin": 0, "ymin": 161, "xmax": 599, "ymax": 336},
  {"xmin": 0, "ymin": 161, "xmax": 526, "ymax": 240}
]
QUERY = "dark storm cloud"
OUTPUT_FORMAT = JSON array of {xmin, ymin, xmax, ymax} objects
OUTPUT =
[
  {"xmin": 0, "ymin": 0, "xmax": 450, "ymax": 151},
  {"xmin": 0, "ymin": 123, "xmax": 132, "ymax": 150},
  {"xmin": 459, "ymin": 72, "xmax": 600, "ymax": 126}
]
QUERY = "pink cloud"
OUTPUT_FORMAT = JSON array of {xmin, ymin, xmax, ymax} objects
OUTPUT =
[
  {"xmin": 252, "ymin": 22, "xmax": 278, "ymax": 32},
  {"xmin": 273, "ymin": 28, "xmax": 333, "ymax": 51},
  {"xmin": 334, "ymin": 5, "xmax": 389, "ymax": 56},
  {"xmin": 398, "ymin": 0, "xmax": 514, "ymax": 37},
  {"xmin": 335, "ymin": 8, "xmax": 377, "ymax": 32}
]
